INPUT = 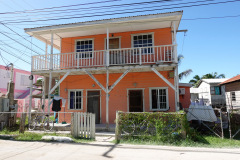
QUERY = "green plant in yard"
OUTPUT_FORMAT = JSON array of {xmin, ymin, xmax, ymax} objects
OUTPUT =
[{"xmin": 119, "ymin": 112, "xmax": 186, "ymax": 141}]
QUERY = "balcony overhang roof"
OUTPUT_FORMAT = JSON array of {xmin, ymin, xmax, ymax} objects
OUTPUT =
[{"xmin": 24, "ymin": 11, "xmax": 183, "ymax": 50}]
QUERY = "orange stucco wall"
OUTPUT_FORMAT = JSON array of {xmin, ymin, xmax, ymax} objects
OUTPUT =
[
  {"xmin": 58, "ymin": 27, "xmax": 176, "ymax": 124},
  {"xmin": 179, "ymin": 86, "xmax": 191, "ymax": 109},
  {"xmin": 59, "ymin": 71, "xmax": 176, "ymax": 124},
  {"xmin": 61, "ymin": 28, "xmax": 172, "ymax": 53}
]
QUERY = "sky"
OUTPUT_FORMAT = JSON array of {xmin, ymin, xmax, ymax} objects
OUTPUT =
[{"xmin": 0, "ymin": 0, "xmax": 239, "ymax": 83}]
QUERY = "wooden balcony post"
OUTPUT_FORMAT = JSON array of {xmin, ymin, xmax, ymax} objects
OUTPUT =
[
  {"xmin": 173, "ymin": 22, "xmax": 179, "ymax": 111},
  {"xmin": 106, "ymin": 28, "xmax": 110, "ymax": 66},
  {"xmin": 139, "ymin": 48, "xmax": 142, "ymax": 65},
  {"xmin": 173, "ymin": 22, "xmax": 178, "ymax": 63},
  {"xmin": 45, "ymin": 42, "xmax": 48, "ymax": 69},
  {"xmin": 48, "ymin": 32, "xmax": 54, "ymax": 115}
]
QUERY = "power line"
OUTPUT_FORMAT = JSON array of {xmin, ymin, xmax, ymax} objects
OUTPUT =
[
  {"xmin": 0, "ymin": 52, "xmax": 28, "ymax": 70},
  {"xmin": 0, "ymin": 0, "xmax": 180, "ymax": 18},
  {"xmin": 4, "ymin": 13, "xmax": 240, "ymax": 26},
  {"xmin": 0, "ymin": 0, "xmax": 213, "ymax": 22},
  {"xmin": 0, "ymin": 47, "xmax": 31, "ymax": 64},
  {"xmin": 0, "ymin": 51, "xmax": 8, "ymax": 66},
  {"xmin": 1, "ymin": 23, "xmax": 46, "ymax": 53},
  {"xmin": 1, "ymin": 0, "xmax": 189, "ymax": 21},
  {"xmin": 183, "ymin": 14, "xmax": 240, "ymax": 20},
  {"xmin": 2, "ymin": 0, "xmax": 239, "ymax": 24},
  {"xmin": 0, "ymin": 40, "xmax": 32, "ymax": 58},
  {"xmin": 0, "ymin": 0, "xmax": 122, "ymax": 14},
  {"xmin": 0, "ymin": 31, "xmax": 43, "ymax": 56}
]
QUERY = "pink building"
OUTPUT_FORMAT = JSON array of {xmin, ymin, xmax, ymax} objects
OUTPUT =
[{"xmin": 0, "ymin": 64, "xmax": 39, "ymax": 99}]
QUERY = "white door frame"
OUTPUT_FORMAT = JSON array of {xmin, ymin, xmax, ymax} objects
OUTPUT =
[
  {"xmin": 127, "ymin": 88, "xmax": 145, "ymax": 112},
  {"xmin": 86, "ymin": 89, "xmax": 102, "ymax": 124}
]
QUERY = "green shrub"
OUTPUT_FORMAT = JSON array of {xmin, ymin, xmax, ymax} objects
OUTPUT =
[{"xmin": 118, "ymin": 112, "xmax": 187, "ymax": 143}]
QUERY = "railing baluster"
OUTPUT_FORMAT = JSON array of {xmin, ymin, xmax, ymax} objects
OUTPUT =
[
  {"xmin": 164, "ymin": 46, "xmax": 165, "ymax": 62},
  {"xmin": 32, "ymin": 45, "xmax": 175, "ymax": 71}
]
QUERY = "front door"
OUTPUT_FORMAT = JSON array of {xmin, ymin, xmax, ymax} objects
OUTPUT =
[
  {"xmin": 87, "ymin": 91, "xmax": 100, "ymax": 124},
  {"xmin": 129, "ymin": 90, "xmax": 143, "ymax": 112},
  {"xmin": 106, "ymin": 38, "xmax": 122, "ymax": 64}
]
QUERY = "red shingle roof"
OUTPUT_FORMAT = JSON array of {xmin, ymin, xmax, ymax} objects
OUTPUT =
[{"xmin": 220, "ymin": 75, "xmax": 240, "ymax": 85}]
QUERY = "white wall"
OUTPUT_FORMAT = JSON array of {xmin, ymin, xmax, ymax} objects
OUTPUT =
[
  {"xmin": 198, "ymin": 81, "xmax": 211, "ymax": 104},
  {"xmin": 210, "ymin": 84, "xmax": 226, "ymax": 105},
  {"xmin": 226, "ymin": 91, "xmax": 240, "ymax": 108},
  {"xmin": 15, "ymin": 72, "xmax": 31, "ymax": 90},
  {"xmin": 0, "ymin": 69, "xmax": 11, "ymax": 89}
]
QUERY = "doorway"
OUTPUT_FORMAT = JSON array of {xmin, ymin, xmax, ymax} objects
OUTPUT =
[
  {"xmin": 128, "ymin": 90, "xmax": 143, "ymax": 112},
  {"xmin": 87, "ymin": 91, "xmax": 100, "ymax": 124},
  {"xmin": 106, "ymin": 38, "xmax": 122, "ymax": 64}
]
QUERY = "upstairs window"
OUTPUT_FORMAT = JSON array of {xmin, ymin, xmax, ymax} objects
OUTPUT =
[
  {"xmin": 76, "ymin": 39, "xmax": 93, "ymax": 58},
  {"xmin": 132, "ymin": 33, "xmax": 153, "ymax": 54},
  {"xmin": 150, "ymin": 88, "xmax": 168, "ymax": 110},
  {"xmin": 210, "ymin": 86, "xmax": 221, "ymax": 95},
  {"xmin": 69, "ymin": 90, "xmax": 83, "ymax": 110},
  {"xmin": 231, "ymin": 92, "xmax": 236, "ymax": 101}
]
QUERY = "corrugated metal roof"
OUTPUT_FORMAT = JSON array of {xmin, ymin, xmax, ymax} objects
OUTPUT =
[
  {"xmin": 202, "ymin": 79, "xmax": 229, "ymax": 84},
  {"xmin": 220, "ymin": 75, "xmax": 240, "ymax": 85},
  {"xmin": 24, "ymin": 10, "xmax": 183, "ymax": 30}
]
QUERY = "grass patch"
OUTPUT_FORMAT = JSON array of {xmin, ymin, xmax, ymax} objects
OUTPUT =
[
  {"xmin": 118, "ymin": 135, "xmax": 240, "ymax": 148},
  {"xmin": 0, "ymin": 125, "xmax": 94, "ymax": 143}
]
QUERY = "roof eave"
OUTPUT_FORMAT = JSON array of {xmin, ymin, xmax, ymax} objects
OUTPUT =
[{"xmin": 24, "ymin": 11, "xmax": 183, "ymax": 34}]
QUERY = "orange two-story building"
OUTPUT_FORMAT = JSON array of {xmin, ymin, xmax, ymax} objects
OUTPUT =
[{"xmin": 25, "ymin": 11, "xmax": 185, "ymax": 125}]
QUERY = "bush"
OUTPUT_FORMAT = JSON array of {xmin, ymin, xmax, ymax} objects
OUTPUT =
[{"xmin": 118, "ymin": 112, "xmax": 188, "ymax": 143}]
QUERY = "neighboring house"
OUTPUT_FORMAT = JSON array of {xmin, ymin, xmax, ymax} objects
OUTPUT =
[
  {"xmin": 0, "ymin": 64, "xmax": 39, "ymax": 99},
  {"xmin": 25, "ymin": 11, "xmax": 187, "ymax": 124},
  {"xmin": 179, "ymin": 83, "xmax": 192, "ymax": 109},
  {"xmin": 190, "ymin": 79, "xmax": 229, "ymax": 106},
  {"xmin": 220, "ymin": 75, "xmax": 240, "ymax": 108}
]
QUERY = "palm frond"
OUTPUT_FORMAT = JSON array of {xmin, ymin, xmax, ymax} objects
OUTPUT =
[
  {"xmin": 179, "ymin": 69, "xmax": 192, "ymax": 80},
  {"xmin": 217, "ymin": 74, "xmax": 225, "ymax": 78},
  {"xmin": 178, "ymin": 54, "xmax": 184, "ymax": 65}
]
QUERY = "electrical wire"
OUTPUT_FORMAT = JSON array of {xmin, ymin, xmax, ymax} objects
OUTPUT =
[
  {"xmin": 0, "ymin": 46, "xmax": 31, "ymax": 64},
  {"xmin": 2, "ymin": 0, "xmax": 240, "ymax": 24},
  {"xmin": 0, "ymin": 0, "xmax": 181, "ymax": 18},
  {"xmin": 0, "ymin": 40, "xmax": 32, "ymax": 58},
  {"xmin": 0, "ymin": 50, "xmax": 27, "ymax": 70},
  {"xmin": 0, "ymin": 31, "xmax": 43, "ymax": 56},
  {"xmin": 0, "ymin": 51, "xmax": 8, "ymax": 65},
  {"xmin": 0, "ymin": 0, "xmax": 122, "ymax": 14}
]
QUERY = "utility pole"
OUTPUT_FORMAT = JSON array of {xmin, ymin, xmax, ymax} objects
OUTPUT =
[{"xmin": 5, "ymin": 63, "xmax": 15, "ymax": 127}]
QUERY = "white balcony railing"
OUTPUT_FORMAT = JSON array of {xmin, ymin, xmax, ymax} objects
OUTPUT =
[{"xmin": 32, "ymin": 44, "xmax": 176, "ymax": 71}]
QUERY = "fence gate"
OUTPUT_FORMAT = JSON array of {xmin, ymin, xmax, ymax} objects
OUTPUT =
[
  {"xmin": 186, "ymin": 107, "xmax": 225, "ymax": 138},
  {"xmin": 71, "ymin": 112, "xmax": 95, "ymax": 139}
]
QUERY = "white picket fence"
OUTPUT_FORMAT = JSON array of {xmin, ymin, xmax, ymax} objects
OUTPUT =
[{"xmin": 71, "ymin": 112, "xmax": 95, "ymax": 139}]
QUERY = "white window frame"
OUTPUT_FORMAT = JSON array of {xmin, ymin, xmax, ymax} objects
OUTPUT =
[
  {"xmin": 149, "ymin": 87, "xmax": 169, "ymax": 111},
  {"xmin": 231, "ymin": 92, "xmax": 236, "ymax": 102},
  {"xmin": 75, "ymin": 38, "xmax": 94, "ymax": 59},
  {"xmin": 131, "ymin": 32, "xmax": 154, "ymax": 54},
  {"xmin": 68, "ymin": 89, "xmax": 84, "ymax": 110}
]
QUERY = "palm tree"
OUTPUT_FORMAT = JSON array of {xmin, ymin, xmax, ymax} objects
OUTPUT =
[
  {"xmin": 178, "ymin": 54, "xmax": 192, "ymax": 80},
  {"xmin": 202, "ymin": 72, "xmax": 225, "ymax": 79},
  {"xmin": 189, "ymin": 75, "xmax": 201, "ymax": 87},
  {"xmin": 189, "ymin": 72, "xmax": 225, "ymax": 87}
]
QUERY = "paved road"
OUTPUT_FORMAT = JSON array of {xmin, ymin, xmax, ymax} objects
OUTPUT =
[{"xmin": 0, "ymin": 137, "xmax": 240, "ymax": 160}]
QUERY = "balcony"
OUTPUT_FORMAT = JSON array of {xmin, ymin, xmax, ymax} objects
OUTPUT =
[{"xmin": 32, "ymin": 44, "xmax": 176, "ymax": 72}]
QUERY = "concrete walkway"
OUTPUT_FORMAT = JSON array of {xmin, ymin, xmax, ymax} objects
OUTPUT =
[{"xmin": 0, "ymin": 138, "xmax": 240, "ymax": 160}]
